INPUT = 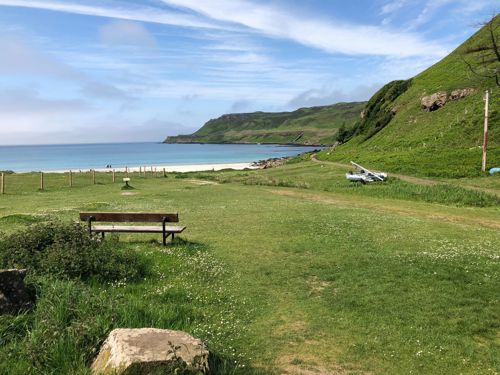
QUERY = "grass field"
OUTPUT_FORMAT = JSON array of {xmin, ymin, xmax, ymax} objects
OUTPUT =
[{"xmin": 0, "ymin": 161, "xmax": 499, "ymax": 374}]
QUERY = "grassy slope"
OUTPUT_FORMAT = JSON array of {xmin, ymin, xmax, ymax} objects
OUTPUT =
[
  {"xmin": 318, "ymin": 17, "xmax": 500, "ymax": 177},
  {"xmin": 165, "ymin": 102, "xmax": 365, "ymax": 146},
  {"xmin": 0, "ymin": 166, "xmax": 498, "ymax": 374}
]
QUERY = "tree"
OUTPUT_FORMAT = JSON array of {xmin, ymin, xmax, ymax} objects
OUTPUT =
[{"xmin": 463, "ymin": 15, "xmax": 500, "ymax": 87}]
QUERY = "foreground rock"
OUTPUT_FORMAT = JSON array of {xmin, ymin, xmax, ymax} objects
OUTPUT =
[
  {"xmin": 0, "ymin": 269, "xmax": 34, "ymax": 314},
  {"xmin": 91, "ymin": 328, "xmax": 209, "ymax": 375}
]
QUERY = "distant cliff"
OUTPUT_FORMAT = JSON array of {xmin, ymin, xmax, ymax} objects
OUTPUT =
[{"xmin": 164, "ymin": 102, "xmax": 366, "ymax": 146}]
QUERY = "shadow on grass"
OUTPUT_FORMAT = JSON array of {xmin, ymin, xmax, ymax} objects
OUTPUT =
[
  {"xmin": 128, "ymin": 237, "xmax": 210, "ymax": 253},
  {"xmin": 0, "ymin": 214, "xmax": 47, "ymax": 225}
]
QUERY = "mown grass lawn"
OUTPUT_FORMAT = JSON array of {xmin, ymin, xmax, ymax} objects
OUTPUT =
[{"xmin": 0, "ymin": 162, "xmax": 499, "ymax": 374}]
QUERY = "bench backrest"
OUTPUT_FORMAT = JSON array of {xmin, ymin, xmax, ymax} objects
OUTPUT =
[{"xmin": 79, "ymin": 212, "xmax": 179, "ymax": 223}]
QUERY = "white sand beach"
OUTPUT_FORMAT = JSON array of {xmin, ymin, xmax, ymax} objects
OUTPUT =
[{"xmin": 44, "ymin": 162, "xmax": 257, "ymax": 174}]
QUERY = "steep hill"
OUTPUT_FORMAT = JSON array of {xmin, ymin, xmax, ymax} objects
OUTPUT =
[
  {"xmin": 318, "ymin": 15, "xmax": 499, "ymax": 177},
  {"xmin": 165, "ymin": 102, "xmax": 366, "ymax": 146}
]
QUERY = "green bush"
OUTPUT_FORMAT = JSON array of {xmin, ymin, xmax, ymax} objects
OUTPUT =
[{"xmin": 0, "ymin": 221, "xmax": 147, "ymax": 282}]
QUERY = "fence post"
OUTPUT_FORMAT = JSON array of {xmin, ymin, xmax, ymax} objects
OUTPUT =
[
  {"xmin": 1, "ymin": 173, "xmax": 4, "ymax": 194},
  {"xmin": 92, "ymin": 169, "xmax": 96, "ymax": 185},
  {"xmin": 40, "ymin": 172, "xmax": 44, "ymax": 191},
  {"xmin": 69, "ymin": 170, "xmax": 73, "ymax": 187},
  {"xmin": 112, "ymin": 169, "xmax": 116, "ymax": 183},
  {"xmin": 163, "ymin": 168, "xmax": 166, "ymax": 178},
  {"xmin": 125, "ymin": 166, "xmax": 129, "ymax": 177}
]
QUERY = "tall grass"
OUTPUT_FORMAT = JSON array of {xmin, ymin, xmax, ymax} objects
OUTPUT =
[{"xmin": 0, "ymin": 223, "xmax": 261, "ymax": 374}]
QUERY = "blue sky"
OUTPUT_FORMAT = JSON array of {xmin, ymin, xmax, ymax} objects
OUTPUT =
[{"xmin": 0, "ymin": 0, "xmax": 497, "ymax": 145}]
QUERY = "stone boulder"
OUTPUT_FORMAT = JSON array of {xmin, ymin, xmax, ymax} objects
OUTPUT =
[
  {"xmin": 421, "ymin": 91, "xmax": 448, "ymax": 112},
  {"xmin": 91, "ymin": 328, "xmax": 209, "ymax": 375},
  {"xmin": 450, "ymin": 87, "xmax": 477, "ymax": 100},
  {"xmin": 0, "ymin": 269, "xmax": 34, "ymax": 314}
]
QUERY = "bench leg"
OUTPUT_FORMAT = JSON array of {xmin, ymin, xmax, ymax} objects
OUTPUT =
[
  {"xmin": 162, "ymin": 232, "xmax": 175, "ymax": 246},
  {"xmin": 101, "ymin": 232, "xmax": 105, "ymax": 239}
]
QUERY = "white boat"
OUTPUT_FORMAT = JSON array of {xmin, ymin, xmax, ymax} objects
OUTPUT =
[{"xmin": 346, "ymin": 161, "xmax": 387, "ymax": 183}]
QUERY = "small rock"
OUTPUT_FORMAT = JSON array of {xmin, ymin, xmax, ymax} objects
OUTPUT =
[
  {"xmin": 91, "ymin": 328, "xmax": 209, "ymax": 375},
  {"xmin": 0, "ymin": 269, "xmax": 34, "ymax": 314},
  {"xmin": 421, "ymin": 91, "xmax": 448, "ymax": 112}
]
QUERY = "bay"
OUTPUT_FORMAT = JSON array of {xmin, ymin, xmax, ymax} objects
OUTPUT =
[{"xmin": 0, "ymin": 143, "xmax": 320, "ymax": 172}]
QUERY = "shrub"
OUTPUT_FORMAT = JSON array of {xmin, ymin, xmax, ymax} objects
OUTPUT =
[{"xmin": 0, "ymin": 221, "xmax": 147, "ymax": 282}]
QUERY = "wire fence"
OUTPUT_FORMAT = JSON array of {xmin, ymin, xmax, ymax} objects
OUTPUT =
[{"xmin": 0, "ymin": 167, "xmax": 168, "ymax": 195}]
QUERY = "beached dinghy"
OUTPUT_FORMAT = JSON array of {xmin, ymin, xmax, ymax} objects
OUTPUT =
[{"xmin": 346, "ymin": 161, "xmax": 387, "ymax": 183}]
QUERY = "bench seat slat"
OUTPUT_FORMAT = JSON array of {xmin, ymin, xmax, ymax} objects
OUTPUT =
[{"xmin": 91, "ymin": 225, "xmax": 186, "ymax": 234}]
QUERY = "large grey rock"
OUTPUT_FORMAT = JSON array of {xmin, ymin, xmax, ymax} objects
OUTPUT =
[
  {"xmin": 421, "ymin": 91, "xmax": 448, "ymax": 112},
  {"xmin": 91, "ymin": 328, "xmax": 209, "ymax": 375},
  {"xmin": 0, "ymin": 269, "xmax": 33, "ymax": 314}
]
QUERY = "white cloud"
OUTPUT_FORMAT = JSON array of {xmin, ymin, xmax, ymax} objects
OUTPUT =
[
  {"xmin": 287, "ymin": 83, "xmax": 382, "ymax": 109},
  {"xmin": 0, "ymin": 87, "xmax": 90, "ymax": 142},
  {"xmin": 0, "ymin": 0, "xmax": 221, "ymax": 29},
  {"xmin": 380, "ymin": 0, "xmax": 410, "ymax": 15},
  {"xmin": 99, "ymin": 20, "xmax": 157, "ymax": 48},
  {"xmin": 0, "ymin": 87, "xmax": 88, "ymax": 115},
  {"xmin": 0, "ymin": 36, "xmax": 81, "ymax": 79},
  {"xmin": 160, "ymin": 0, "xmax": 447, "ymax": 57},
  {"xmin": 0, "ymin": 0, "xmax": 449, "ymax": 58}
]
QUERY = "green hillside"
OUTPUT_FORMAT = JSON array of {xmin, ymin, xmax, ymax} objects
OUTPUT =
[
  {"xmin": 165, "ymin": 102, "xmax": 366, "ymax": 145},
  {"xmin": 318, "ymin": 16, "xmax": 499, "ymax": 177}
]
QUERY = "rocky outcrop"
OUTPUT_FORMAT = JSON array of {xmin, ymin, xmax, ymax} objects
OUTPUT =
[
  {"xmin": 421, "ymin": 88, "xmax": 477, "ymax": 112},
  {"xmin": 450, "ymin": 88, "xmax": 477, "ymax": 100},
  {"xmin": 253, "ymin": 157, "xmax": 290, "ymax": 169},
  {"xmin": 421, "ymin": 91, "xmax": 448, "ymax": 112},
  {"xmin": 0, "ymin": 269, "xmax": 34, "ymax": 314},
  {"xmin": 91, "ymin": 328, "xmax": 209, "ymax": 375}
]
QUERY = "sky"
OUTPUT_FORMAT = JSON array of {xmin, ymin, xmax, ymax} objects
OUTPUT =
[{"xmin": 0, "ymin": 0, "xmax": 498, "ymax": 145}]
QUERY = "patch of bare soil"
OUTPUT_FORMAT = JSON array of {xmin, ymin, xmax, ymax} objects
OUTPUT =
[
  {"xmin": 187, "ymin": 179, "xmax": 219, "ymax": 185},
  {"xmin": 278, "ymin": 354, "xmax": 371, "ymax": 375},
  {"xmin": 307, "ymin": 276, "xmax": 331, "ymax": 297},
  {"xmin": 120, "ymin": 192, "xmax": 138, "ymax": 196}
]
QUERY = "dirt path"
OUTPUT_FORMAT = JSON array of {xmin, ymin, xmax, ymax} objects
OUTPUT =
[
  {"xmin": 268, "ymin": 188, "xmax": 500, "ymax": 230},
  {"xmin": 310, "ymin": 155, "xmax": 439, "ymax": 186},
  {"xmin": 311, "ymin": 155, "xmax": 500, "ymax": 197}
]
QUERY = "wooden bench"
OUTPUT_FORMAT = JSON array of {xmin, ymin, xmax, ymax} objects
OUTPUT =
[{"xmin": 79, "ymin": 212, "xmax": 186, "ymax": 245}]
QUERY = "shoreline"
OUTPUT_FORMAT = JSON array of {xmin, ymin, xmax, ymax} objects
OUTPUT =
[
  {"xmin": 163, "ymin": 140, "xmax": 328, "ymax": 147},
  {"xmin": 35, "ymin": 162, "xmax": 258, "ymax": 174}
]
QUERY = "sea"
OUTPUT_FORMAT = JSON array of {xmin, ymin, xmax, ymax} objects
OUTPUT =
[{"xmin": 0, "ymin": 143, "xmax": 321, "ymax": 172}]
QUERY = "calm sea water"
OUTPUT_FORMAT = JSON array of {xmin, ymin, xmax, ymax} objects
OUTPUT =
[{"xmin": 0, "ymin": 143, "xmax": 320, "ymax": 172}]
